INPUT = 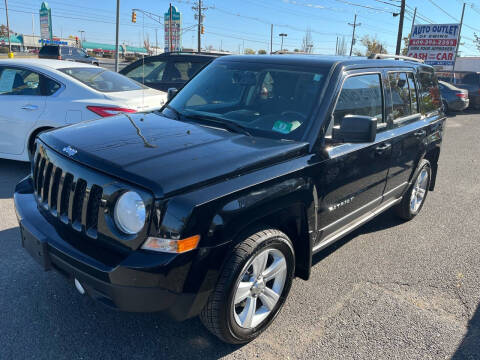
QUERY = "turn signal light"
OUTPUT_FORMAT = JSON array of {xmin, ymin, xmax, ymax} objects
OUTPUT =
[
  {"xmin": 141, "ymin": 235, "xmax": 201, "ymax": 253},
  {"xmin": 87, "ymin": 106, "xmax": 137, "ymax": 118}
]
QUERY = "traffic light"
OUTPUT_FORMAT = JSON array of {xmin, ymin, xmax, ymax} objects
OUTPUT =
[
  {"xmin": 201, "ymin": 25, "xmax": 204, "ymax": 34},
  {"xmin": 131, "ymin": 11, "xmax": 137, "ymax": 23}
]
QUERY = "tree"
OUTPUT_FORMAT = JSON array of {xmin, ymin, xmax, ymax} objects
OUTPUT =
[
  {"xmin": 474, "ymin": 33, "xmax": 480, "ymax": 52},
  {"xmin": 337, "ymin": 36, "xmax": 347, "ymax": 55},
  {"xmin": 353, "ymin": 35, "xmax": 387, "ymax": 56},
  {"xmin": 257, "ymin": 49, "xmax": 267, "ymax": 54},
  {"xmin": 301, "ymin": 27, "xmax": 313, "ymax": 53},
  {"xmin": 0, "ymin": 24, "xmax": 13, "ymax": 38},
  {"xmin": 401, "ymin": 33, "xmax": 411, "ymax": 56},
  {"xmin": 244, "ymin": 48, "xmax": 255, "ymax": 55}
]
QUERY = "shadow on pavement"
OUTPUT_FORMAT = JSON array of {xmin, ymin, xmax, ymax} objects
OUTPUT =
[
  {"xmin": 451, "ymin": 302, "xmax": 480, "ymax": 359},
  {"xmin": 0, "ymin": 159, "xmax": 30, "ymax": 199},
  {"xmin": 0, "ymin": 225, "xmax": 242, "ymax": 359},
  {"xmin": 312, "ymin": 208, "xmax": 403, "ymax": 266}
]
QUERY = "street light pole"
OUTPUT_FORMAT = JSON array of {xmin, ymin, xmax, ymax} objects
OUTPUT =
[
  {"xmin": 115, "ymin": 0, "xmax": 120, "ymax": 72},
  {"xmin": 4, "ymin": 0, "xmax": 12, "ymax": 56},
  {"xmin": 279, "ymin": 33, "xmax": 287, "ymax": 51}
]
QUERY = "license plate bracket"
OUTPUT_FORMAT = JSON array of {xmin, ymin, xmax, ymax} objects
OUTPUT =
[{"xmin": 21, "ymin": 225, "xmax": 51, "ymax": 271}]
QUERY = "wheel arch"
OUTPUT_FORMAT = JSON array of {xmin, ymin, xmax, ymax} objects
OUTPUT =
[{"xmin": 27, "ymin": 126, "xmax": 54, "ymax": 156}]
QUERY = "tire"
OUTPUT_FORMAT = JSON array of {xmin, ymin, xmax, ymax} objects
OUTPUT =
[
  {"xmin": 442, "ymin": 100, "xmax": 449, "ymax": 114},
  {"xmin": 200, "ymin": 228, "xmax": 295, "ymax": 344},
  {"xmin": 395, "ymin": 159, "xmax": 431, "ymax": 221}
]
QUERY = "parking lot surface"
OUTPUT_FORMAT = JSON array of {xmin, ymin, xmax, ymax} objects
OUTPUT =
[{"xmin": 1, "ymin": 112, "xmax": 479, "ymax": 359}]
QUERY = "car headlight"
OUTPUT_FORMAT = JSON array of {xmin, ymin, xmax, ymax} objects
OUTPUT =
[{"xmin": 114, "ymin": 191, "xmax": 146, "ymax": 234}]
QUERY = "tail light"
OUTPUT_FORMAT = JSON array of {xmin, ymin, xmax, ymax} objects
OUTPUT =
[
  {"xmin": 455, "ymin": 93, "xmax": 467, "ymax": 99},
  {"xmin": 57, "ymin": 55, "xmax": 62, "ymax": 60},
  {"xmin": 87, "ymin": 106, "xmax": 137, "ymax": 118}
]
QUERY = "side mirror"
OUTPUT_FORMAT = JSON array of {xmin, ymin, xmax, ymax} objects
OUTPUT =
[
  {"xmin": 167, "ymin": 87, "xmax": 178, "ymax": 101},
  {"xmin": 332, "ymin": 115, "xmax": 377, "ymax": 143}
]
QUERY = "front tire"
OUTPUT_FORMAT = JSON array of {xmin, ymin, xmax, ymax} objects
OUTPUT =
[
  {"xmin": 200, "ymin": 229, "xmax": 295, "ymax": 344},
  {"xmin": 395, "ymin": 159, "xmax": 431, "ymax": 220}
]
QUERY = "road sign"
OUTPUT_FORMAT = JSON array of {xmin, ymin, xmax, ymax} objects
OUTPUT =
[{"xmin": 407, "ymin": 24, "xmax": 460, "ymax": 70}]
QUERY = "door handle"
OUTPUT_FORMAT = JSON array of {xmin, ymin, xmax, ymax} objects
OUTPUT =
[
  {"xmin": 414, "ymin": 130, "xmax": 426, "ymax": 137},
  {"xmin": 375, "ymin": 143, "xmax": 391, "ymax": 153},
  {"xmin": 22, "ymin": 104, "xmax": 39, "ymax": 111}
]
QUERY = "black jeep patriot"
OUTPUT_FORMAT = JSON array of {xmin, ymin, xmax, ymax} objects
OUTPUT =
[{"xmin": 14, "ymin": 54, "xmax": 445, "ymax": 344}]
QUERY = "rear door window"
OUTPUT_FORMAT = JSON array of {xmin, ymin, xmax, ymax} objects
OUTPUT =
[
  {"xmin": 417, "ymin": 68, "xmax": 442, "ymax": 115},
  {"xmin": 164, "ymin": 61, "xmax": 206, "ymax": 82},
  {"xmin": 123, "ymin": 60, "xmax": 167, "ymax": 84},
  {"xmin": 387, "ymin": 72, "xmax": 411, "ymax": 120}
]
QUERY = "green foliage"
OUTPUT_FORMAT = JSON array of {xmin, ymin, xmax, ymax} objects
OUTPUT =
[
  {"xmin": 257, "ymin": 49, "xmax": 267, "ymax": 54},
  {"xmin": 354, "ymin": 35, "xmax": 388, "ymax": 57},
  {"xmin": 244, "ymin": 48, "xmax": 255, "ymax": 55}
]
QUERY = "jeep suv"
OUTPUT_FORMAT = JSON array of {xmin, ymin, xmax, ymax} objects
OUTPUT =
[
  {"xmin": 39, "ymin": 45, "xmax": 99, "ymax": 66},
  {"xmin": 119, "ymin": 52, "xmax": 224, "ymax": 91},
  {"xmin": 14, "ymin": 55, "xmax": 445, "ymax": 344}
]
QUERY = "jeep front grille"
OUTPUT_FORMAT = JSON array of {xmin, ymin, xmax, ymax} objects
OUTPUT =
[{"xmin": 32, "ymin": 152, "xmax": 103, "ymax": 239}]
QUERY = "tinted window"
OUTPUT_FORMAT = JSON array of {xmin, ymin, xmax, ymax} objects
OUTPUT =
[
  {"xmin": 407, "ymin": 73, "xmax": 418, "ymax": 113},
  {"xmin": 60, "ymin": 67, "xmax": 146, "ymax": 92},
  {"xmin": 165, "ymin": 61, "xmax": 329, "ymax": 141},
  {"xmin": 417, "ymin": 69, "xmax": 441, "ymax": 114},
  {"xmin": 388, "ymin": 72, "xmax": 411, "ymax": 120},
  {"xmin": 0, "ymin": 67, "xmax": 41, "ymax": 96},
  {"xmin": 123, "ymin": 60, "xmax": 167, "ymax": 84},
  {"xmin": 164, "ymin": 61, "xmax": 205, "ymax": 82},
  {"xmin": 60, "ymin": 47, "xmax": 73, "ymax": 56},
  {"xmin": 39, "ymin": 46, "xmax": 59, "ymax": 56},
  {"xmin": 41, "ymin": 76, "xmax": 61, "ymax": 96},
  {"xmin": 461, "ymin": 73, "xmax": 478, "ymax": 84},
  {"xmin": 332, "ymin": 74, "xmax": 383, "ymax": 128}
]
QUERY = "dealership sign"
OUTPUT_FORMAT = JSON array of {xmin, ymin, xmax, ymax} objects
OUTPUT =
[
  {"xmin": 164, "ymin": 6, "xmax": 182, "ymax": 52},
  {"xmin": 407, "ymin": 23, "xmax": 460, "ymax": 69},
  {"xmin": 39, "ymin": 2, "xmax": 53, "ymax": 41}
]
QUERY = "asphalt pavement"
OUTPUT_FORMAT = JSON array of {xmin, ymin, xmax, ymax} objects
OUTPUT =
[{"xmin": 0, "ymin": 112, "xmax": 479, "ymax": 359}]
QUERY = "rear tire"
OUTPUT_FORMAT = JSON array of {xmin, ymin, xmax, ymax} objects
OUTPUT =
[
  {"xmin": 200, "ymin": 229, "xmax": 295, "ymax": 344},
  {"xmin": 395, "ymin": 159, "xmax": 431, "ymax": 221},
  {"xmin": 442, "ymin": 100, "xmax": 449, "ymax": 114}
]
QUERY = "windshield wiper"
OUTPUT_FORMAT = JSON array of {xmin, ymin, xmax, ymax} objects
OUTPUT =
[{"xmin": 184, "ymin": 113, "xmax": 252, "ymax": 137}]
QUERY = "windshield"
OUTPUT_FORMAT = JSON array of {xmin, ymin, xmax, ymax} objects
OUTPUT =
[
  {"xmin": 60, "ymin": 67, "xmax": 147, "ymax": 92},
  {"xmin": 163, "ymin": 60, "xmax": 330, "ymax": 140}
]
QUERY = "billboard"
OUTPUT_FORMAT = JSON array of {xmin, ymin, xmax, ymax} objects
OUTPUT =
[
  {"xmin": 164, "ymin": 6, "xmax": 181, "ymax": 52},
  {"xmin": 39, "ymin": 2, "xmax": 52, "ymax": 41},
  {"xmin": 407, "ymin": 23, "xmax": 460, "ymax": 70}
]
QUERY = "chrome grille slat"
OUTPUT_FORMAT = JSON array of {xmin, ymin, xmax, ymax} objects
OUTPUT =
[
  {"xmin": 41, "ymin": 162, "xmax": 53, "ymax": 206},
  {"xmin": 49, "ymin": 167, "xmax": 62, "ymax": 215},
  {"xmin": 36, "ymin": 157, "xmax": 46, "ymax": 198},
  {"xmin": 60, "ymin": 173, "xmax": 73, "ymax": 224},
  {"xmin": 71, "ymin": 178, "xmax": 87, "ymax": 231}
]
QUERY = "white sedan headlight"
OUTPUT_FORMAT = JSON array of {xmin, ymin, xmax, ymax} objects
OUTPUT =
[{"xmin": 114, "ymin": 191, "xmax": 146, "ymax": 234}]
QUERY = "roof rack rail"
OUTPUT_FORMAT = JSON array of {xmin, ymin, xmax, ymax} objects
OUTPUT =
[{"xmin": 368, "ymin": 53, "xmax": 424, "ymax": 63}]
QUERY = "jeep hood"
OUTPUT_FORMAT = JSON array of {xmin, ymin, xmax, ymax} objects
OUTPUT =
[{"xmin": 39, "ymin": 112, "xmax": 309, "ymax": 197}]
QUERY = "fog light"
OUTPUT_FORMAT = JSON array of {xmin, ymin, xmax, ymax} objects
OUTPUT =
[{"xmin": 141, "ymin": 235, "xmax": 200, "ymax": 253}]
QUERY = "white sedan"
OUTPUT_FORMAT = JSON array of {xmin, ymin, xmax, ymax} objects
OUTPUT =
[{"xmin": 0, "ymin": 59, "xmax": 167, "ymax": 161}]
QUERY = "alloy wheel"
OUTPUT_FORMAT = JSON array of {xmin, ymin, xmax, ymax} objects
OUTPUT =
[
  {"xmin": 233, "ymin": 248, "xmax": 287, "ymax": 329},
  {"xmin": 410, "ymin": 168, "xmax": 429, "ymax": 213}
]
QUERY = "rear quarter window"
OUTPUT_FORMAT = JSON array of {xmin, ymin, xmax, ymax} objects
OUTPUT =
[{"xmin": 39, "ymin": 46, "xmax": 59, "ymax": 56}]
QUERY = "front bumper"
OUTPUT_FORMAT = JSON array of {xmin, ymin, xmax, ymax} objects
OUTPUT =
[{"xmin": 14, "ymin": 177, "xmax": 228, "ymax": 320}]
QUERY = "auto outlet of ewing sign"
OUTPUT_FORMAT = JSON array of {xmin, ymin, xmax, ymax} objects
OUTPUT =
[{"xmin": 407, "ymin": 23, "xmax": 460, "ymax": 70}]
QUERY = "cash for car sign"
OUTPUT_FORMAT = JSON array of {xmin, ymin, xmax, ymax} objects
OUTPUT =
[{"xmin": 407, "ymin": 23, "xmax": 460, "ymax": 70}]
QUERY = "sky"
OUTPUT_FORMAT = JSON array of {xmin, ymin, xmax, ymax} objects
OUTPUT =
[{"xmin": 1, "ymin": 0, "xmax": 479, "ymax": 56}]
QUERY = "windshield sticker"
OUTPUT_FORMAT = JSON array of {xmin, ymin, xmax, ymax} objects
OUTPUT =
[
  {"xmin": 272, "ymin": 120, "xmax": 301, "ymax": 134},
  {"xmin": 0, "ymin": 69, "xmax": 16, "ymax": 93},
  {"xmin": 313, "ymin": 74, "xmax": 323, "ymax": 82}
]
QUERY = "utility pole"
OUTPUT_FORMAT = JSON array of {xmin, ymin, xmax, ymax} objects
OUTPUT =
[
  {"xmin": 4, "ymin": 0, "xmax": 12, "ymax": 57},
  {"xmin": 155, "ymin": 28, "xmax": 158, "ymax": 55},
  {"xmin": 32, "ymin": 14, "xmax": 35, "ymax": 39},
  {"xmin": 193, "ymin": 0, "xmax": 205, "ymax": 52},
  {"xmin": 115, "ymin": 0, "xmax": 120, "ymax": 72},
  {"xmin": 279, "ymin": 33, "xmax": 287, "ymax": 51},
  {"xmin": 335, "ymin": 36, "xmax": 339, "ymax": 55},
  {"xmin": 270, "ymin": 24, "xmax": 273, "ymax": 54},
  {"xmin": 395, "ymin": 0, "xmax": 406, "ymax": 55},
  {"xmin": 348, "ymin": 14, "xmax": 360, "ymax": 56},
  {"xmin": 452, "ymin": 2, "xmax": 466, "ymax": 80}
]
